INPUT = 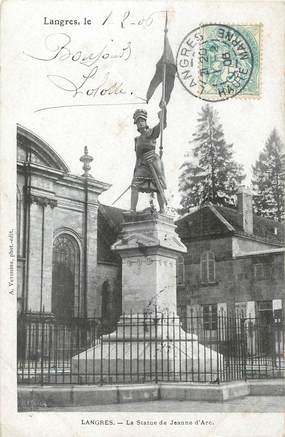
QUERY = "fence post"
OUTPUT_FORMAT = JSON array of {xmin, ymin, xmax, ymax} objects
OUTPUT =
[
  {"xmin": 154, "ymin": 306, "xmax": 158, "ymax": 384},
  {"xmin": 100, "ymin": 316, "xmax": 104, "ymax": 385},
  {"xmin": 40, "ymin": 315, "xmax": 45, "ymax": 386},
  {"xmin": 240, "ymin": 317, "xmax": 247, "ymax": 381},
  {"xmin": 216, "ymin": 313, "xmax": 220, "ymax": 384}
]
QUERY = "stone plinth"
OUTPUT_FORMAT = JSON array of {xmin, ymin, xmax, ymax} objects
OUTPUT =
[
  {"xmin": 72, "ymin": 211, "xmax": 222, "ymax": 382},
  {"xmin": 72, "ymin": 314, "xmax": 222, "ymax": 383},
  {"xmin": 112, "ymin": 210, "xmax": 187, "ymax": 314}
]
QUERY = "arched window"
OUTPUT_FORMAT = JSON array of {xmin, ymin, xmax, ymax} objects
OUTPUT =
[
  {"xmin": 52, "ymin": 234, "xmax": 80, "ymax": 320},
  {"xmin": 200, "ymin": 251, "xmax": 215, "ymax": 283},
  {"xmin": 176, "ymin": 254, "xmax": 185, "ymax": 285}
]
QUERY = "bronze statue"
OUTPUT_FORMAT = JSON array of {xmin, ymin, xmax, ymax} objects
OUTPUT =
[{"xmin": 130, "ymin": 106, "xmax": 167, "ymax": 213}]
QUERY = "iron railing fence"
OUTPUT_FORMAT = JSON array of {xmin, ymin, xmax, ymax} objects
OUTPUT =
[
  {"xmin": 241, "ymin": 315, "xmax": 284, "ymax": 379},
  {"xmin": 17, "ymin": 311, "xmax": 284, "ymax": 385}
]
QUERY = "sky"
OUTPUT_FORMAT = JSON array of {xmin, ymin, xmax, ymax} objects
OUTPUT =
[{"xmin": 2, "ymin": 0, "xmax": 285, "ymax": 211}]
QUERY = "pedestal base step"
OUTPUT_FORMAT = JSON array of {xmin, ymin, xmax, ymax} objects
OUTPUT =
[
  {"xmin": 71, "ymin": 322, "xmax": 222, "ymax": 384},
  {"xmin": 18, "ymin": 381, "xmax": 251, "ymax": 409}
]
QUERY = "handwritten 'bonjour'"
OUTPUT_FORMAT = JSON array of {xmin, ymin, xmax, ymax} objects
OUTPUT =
[{"xmin": 24, "ymin": 33, "xmax": 133, "ymax": 99}]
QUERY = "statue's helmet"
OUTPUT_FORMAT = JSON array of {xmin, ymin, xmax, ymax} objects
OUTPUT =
[{"xmin": 133, "ymin": 109, "xmax": 147, "ymax": 124}]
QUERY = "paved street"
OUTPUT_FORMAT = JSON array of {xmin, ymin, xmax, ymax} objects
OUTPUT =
[{"xmin": 34, "ymin": 396, "xmax": 285, "ymax": 413}]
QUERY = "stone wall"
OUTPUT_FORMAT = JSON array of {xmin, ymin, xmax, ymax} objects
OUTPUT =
[
  {"xmin": 178, "ymin": 235, "xmax": 284, "ymax": 314},
  {"xmin": 17, "ymin": 126, "xmax": 110, "ymax": 320}
]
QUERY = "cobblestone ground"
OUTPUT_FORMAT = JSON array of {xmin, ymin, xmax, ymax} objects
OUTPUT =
[{"xmin": 36, "ymin": 396, "xmax": 285, "ymax": 412}]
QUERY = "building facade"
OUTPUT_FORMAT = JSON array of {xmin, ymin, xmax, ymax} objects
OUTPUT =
[
  {"xmin": 175, "ymin": 187, "xmax": 285, "ymax": 344},
  {"xmin": 17, "ymin": 125, "xmax": 123, "ymax": 326}
]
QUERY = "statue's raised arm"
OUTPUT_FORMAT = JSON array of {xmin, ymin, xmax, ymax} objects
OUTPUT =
[{"xmin": 148, "ymin": 106, "xmax": 167, "ymax": 140}]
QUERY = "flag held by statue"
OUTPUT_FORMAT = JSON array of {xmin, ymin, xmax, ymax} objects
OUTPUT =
[{"xmin": 146, "ymin": 34, "xmax": 176, "ymax": 104}]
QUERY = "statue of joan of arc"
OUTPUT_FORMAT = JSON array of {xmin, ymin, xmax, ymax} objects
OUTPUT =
[{"xmin": 130, "ymin": 105, "xmax": 167, "ymax": 213}]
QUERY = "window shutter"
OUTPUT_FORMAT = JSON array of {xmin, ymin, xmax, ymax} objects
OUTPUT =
[
  {"xmin": 200, "ymin": 251, "xmax": 216, "ymax": 283},
  {"xmin": 208, "ymin": 256, "xmax": 215, "ymax": 282},
  {"xmin": 246, "ymin": 301, "xmax": 256, "ymax": 319},
  {"xmin": 200, "ymin": 253, "xmax": 207, "ymax": 282},
  {"xmin": 203, "ymin": 305, "xmax": 210, "ymax": 330},
  {"xmin": 211, "ymin": 304, "xmax": 218, "ymax": 330}
]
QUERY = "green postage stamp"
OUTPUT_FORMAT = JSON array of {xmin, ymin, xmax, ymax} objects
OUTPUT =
[{"xmin": 177, "ymin": 24, "xmax": 262, "ymax": 101}]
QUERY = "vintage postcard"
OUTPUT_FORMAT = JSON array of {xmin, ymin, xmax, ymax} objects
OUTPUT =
[{"xmin": 1, "ymin": 0, "xmax": 285, "ymax": 436}]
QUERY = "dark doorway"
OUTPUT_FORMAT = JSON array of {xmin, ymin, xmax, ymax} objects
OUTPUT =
[
  {"xmin": 101, "ymin": 280, "xmax": 110, "ymax": 319},
  {"xmin": 52, "ymin": 264, "xmax": 74, "ymax": 320},
  {"xmin": 101, "ymin": 280, "xmax": 114, "ymax": 333},
  {"xmin": 52, "ymin": 234, "xmax": 80, "ymax": 321}
]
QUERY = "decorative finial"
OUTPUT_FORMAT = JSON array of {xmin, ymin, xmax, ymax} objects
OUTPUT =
[{"xmin": 80, "ymin": 146, "xmax": 94, "ymax": 178}]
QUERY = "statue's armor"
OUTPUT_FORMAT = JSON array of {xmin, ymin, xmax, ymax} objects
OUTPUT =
[{"xmin": 132, "ymin": 125, "xmax": 166, "ymax": 193}]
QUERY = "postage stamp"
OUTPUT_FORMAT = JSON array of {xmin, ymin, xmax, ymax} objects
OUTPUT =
[{"xmin": 176, "ymin": 24, "xmax": 261, "ymax": 101}]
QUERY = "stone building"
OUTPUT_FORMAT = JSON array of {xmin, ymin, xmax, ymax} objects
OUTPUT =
[
  {"xmin": 175, "ymin": 187, "xmax": 285, "ymax": 344},
  {"xmin": 17, "ymin": 125, "xmax": 123, "ymax": 326},
  {"xmin": 17, "ymin": 124, "xmax": 284, "ymax": 350}
]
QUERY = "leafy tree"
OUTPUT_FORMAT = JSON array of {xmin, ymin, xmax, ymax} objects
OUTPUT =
[
  {"xmin": 252, "ymin": 129, "xmax": 285, "ymax": 222},
  {"xmin": 179, "ymin": 104, "xmax": 245, "ymax": 214}
]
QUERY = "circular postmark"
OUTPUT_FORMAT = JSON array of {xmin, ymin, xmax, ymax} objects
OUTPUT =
[{"xmin": 176, "ymin": 24, "xmax": 254, "ymax": 101}]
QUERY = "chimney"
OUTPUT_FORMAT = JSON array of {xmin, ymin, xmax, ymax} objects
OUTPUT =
[{"xmin": 236, "ymin": 186, "xmax": 253, "ymax": 234}]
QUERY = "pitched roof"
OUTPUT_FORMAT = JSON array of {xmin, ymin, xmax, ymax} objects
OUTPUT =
[
  {"xmin": 99, "ymin": 204, "xmax": 125, "ymax": 230},
  {"xmin": 215, "ymin": 205, "xmax": 284, "ymax": 245},
  {"xmin": 176, "ymin": 204, "xmax": 284, "ymax": 246},
  {"xmin": 97, "ymin": 204, "xmax": 125, "ymax": 263}
]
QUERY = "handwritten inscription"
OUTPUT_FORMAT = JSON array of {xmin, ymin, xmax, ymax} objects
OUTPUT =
[
  {"xmin": 47, "ymin": 67, "xmax": 126, "ymax": 98},
  {"xmin": 24, "ymin": 33, "xmax": 131, "ymax": 98},
  {"xmin": 42, "ymin": 10, "xmax": 161, "ymax": 29},
  {"xmin": 26, "ymin": 33, "xmax": 131, "ymax": 66},
  {"xmin": 105, "ymin": 10, "xmax": 162, "ymax": 29},
  {"xmin": 24, "ymin": 9, "xmax": 165, "ymax": 110}
]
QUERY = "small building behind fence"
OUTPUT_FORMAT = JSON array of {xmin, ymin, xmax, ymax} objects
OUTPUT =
[{"xmin": 175, "ymin": 188, "xmax": 284, "ymax": 357}]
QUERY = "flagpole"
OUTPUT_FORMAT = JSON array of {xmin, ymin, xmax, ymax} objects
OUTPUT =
[{"xmin": 159, "ymin": 11, "xmax": 168, "ymax": 159}]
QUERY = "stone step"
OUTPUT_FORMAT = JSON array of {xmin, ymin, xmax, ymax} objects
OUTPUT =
[{"xmin": 18, "ymin": 380, "xmax": 267, "ymax": 408}]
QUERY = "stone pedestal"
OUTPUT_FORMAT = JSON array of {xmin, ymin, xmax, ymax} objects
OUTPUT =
[
  {"xmin": 72, "ymin": 211, "xmax": 222, "ymax": 383},
  {"xmin": 112, "ymin": 211, "xmax": 187, "ymax": 315}
]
